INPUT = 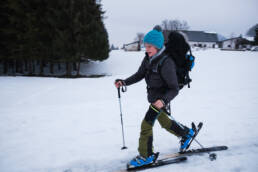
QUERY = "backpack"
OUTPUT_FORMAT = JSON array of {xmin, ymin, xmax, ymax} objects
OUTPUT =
[{"xmin": 158, "ymin": 31, "xmax": 195, "ymax": 89}]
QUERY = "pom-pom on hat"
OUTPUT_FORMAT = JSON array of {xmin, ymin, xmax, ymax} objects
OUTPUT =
[{"xmin": 143, "ymin": 25, "xmax": 164, "ymax": 49}]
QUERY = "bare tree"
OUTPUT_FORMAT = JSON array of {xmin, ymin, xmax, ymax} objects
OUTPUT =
[
  {"xmin": 135, "ymin": 33, "xmax": 145, "ymax": 44},
  {"xmin": 162, "ymin": 19, "xmax": 170, "ymax": 31},
  {"xmin": 161, "ymin": 19, "xmax": 190, "ymax": 31},
  {"xmin": 134, "ymin": 32, "xmax": 145, "ymax": 50},
  {"xmin": 181, "ymin": 20, "xmax": 190, "ymax": 30}
]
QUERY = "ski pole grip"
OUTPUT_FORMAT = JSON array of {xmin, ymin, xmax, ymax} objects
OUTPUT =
[{"xmin": 117, "ymin": 87, "xmax": 121, "ymax": 98}]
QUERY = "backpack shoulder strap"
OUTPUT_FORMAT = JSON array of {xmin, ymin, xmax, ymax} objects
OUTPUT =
[
  {"xmin": 189, "ymin": 48, "xmax": 192, "ymax": 56},
  {"xmin": 151, "ymin": 55, "xmax": 169, "ymax": 88},
  {"xmin": 154, "ymin": 54, "xmax": 169, "ymax": 73}
]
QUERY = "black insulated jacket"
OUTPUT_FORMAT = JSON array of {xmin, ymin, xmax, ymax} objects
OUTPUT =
[{"xmin": 124, "ymin": 51, "xmax": 179, "ymax": 105}]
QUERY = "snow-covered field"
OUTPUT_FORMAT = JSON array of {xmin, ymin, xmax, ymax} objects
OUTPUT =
[{"xmin": 0, "ymin": 49, "xmax": 258, "ymax": 172}]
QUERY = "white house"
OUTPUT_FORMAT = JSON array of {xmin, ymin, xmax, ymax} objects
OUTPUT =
[
  {"xmin": 221, "ymin": 38, "xmax": 239, "ymax": 49},
  {"xmin": 123, "ymin": 41, "xmax": 140, "ymax": 51},
  {"xmin": 163, "ymin": 30, "xmax": 219, "ymax": 48},
  {"xmin": 221, "ymin": 37, "xmax": 252, "ymax": 50}
]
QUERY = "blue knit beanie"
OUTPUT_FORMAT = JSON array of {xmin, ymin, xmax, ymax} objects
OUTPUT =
[{"xmin": 144, "ymin": 25, "xmax": 164, "ymax": 49}]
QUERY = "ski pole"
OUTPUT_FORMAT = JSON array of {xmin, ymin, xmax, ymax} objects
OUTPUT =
[
  {"xmin": 193, "ymin": 139, "xmax": 217, "ymax": 161},
  {"xmin": 162, "ymin": 108, "xmax": 216, "ymax": 160},
  {"xmin": 117, "ymin": 86, "xmax": 127, "ymax": 150}
]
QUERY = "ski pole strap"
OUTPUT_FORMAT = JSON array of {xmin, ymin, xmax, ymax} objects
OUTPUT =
[
  {"xmin": 121, "ymin": 84, "xmax": 127, "ymax": 93},
  {"xmin": 117, "ymin": 85, "xmax": 127, "ymax": 98},
  {"xmin": 116, "ymin": 79, "xmax": 127, "ymax": 93}
]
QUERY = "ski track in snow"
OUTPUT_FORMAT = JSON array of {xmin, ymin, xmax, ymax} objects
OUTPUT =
[{"xmin": 0, "ymin": 50, "xmax": 258, "ymax": 172}]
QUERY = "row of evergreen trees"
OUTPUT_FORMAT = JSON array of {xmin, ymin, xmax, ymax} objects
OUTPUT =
[{"xmin": 0, "ymin": 0, "xmax": 109, "ymax": 77}]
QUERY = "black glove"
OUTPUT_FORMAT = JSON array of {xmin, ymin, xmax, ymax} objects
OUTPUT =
[
  {"xmin": 115, "ymin": 79, "xmax": 127, "ymax": 92},
  {"xmin": 115, "ymin": 79, "xmax": 126, "ymax": 86}
]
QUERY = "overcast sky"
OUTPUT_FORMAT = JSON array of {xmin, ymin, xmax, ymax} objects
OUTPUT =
[{"xmin": 101, "ymin": 0, "xmax": 258, "ymax": 47}]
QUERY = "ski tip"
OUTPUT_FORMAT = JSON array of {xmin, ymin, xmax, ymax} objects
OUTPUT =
[
  {"xmin": 222, "ymin": 146, "xmax": 229, "ymax": 150},
  {"xmin": 191, "ymin": 122, "xmax": 196, "ymax": 131},
  {"xmin": 215, "ymin": 145, "xmax": 228, "ymax": 150},
  {"xmin": 191, "ymin": 122, "xmax": 203, "ymax": 130}
]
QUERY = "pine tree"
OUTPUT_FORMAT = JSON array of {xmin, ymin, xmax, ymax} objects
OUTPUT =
[
  {"xmin": 1, "ymin": 0, "xmax": 109, "ymax": 77},
  {"xmin": 0, "ymin": 0, "xmax": 11, "ymax": 73},
  {"xmin": 79, "ymin": 0, "xmax": 109, "ymax": 61},
  {"xmin": 255, "ymin": 28, "xmax": 258, "ymax": 45}
]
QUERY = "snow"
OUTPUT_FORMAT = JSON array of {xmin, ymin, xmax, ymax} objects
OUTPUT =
[{"xmin": 0, "ymin": 49, "xmax": 258, "ymax": 172}]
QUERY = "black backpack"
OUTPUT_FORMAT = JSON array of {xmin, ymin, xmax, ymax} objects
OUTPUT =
[{"xmin": 158, "ymin": 31, "xmax": 195, "ymax": 89}]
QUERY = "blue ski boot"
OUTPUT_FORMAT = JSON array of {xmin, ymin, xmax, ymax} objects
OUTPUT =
[
  {"xmin": 180, "ymin": 128, "xmax": 195, "ymax": 152},
  {"xmin": 127, "ymin": 153, "xmax": 159, "ymax": 169}
]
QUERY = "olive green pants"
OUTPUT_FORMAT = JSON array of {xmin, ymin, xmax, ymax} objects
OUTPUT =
[{"xmin": 138, "ymin": 105, "xmax": 186, "ymax": 157}]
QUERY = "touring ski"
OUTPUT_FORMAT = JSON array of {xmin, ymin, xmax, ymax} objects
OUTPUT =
[
  {"xmin": 116, "ymin": 145, "xmax": 228, "ymax": 172},
  {"xmin": 162, "ymin": 145, "xmax": 228, "ymax": 160},
  {"xmin": 117, "ymin": 156, "xmax": 187, "ymax": 172}
]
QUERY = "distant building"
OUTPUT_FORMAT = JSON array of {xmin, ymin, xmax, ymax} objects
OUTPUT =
[
  {"xmin": 220, "ymin": 37, "xmax": 252, "ymax": 50},
  {"xmin": 123, "ymin": 41, "xmax": 140, "ymax": 51},
  {"xmin": 163, "ymin": 30, "xmax": 219, "ymax": 48}
]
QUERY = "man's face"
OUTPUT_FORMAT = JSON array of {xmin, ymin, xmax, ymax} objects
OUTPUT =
[{"xmin": 145, "ymin": 43, "xmax": 158, "ymax": 57}]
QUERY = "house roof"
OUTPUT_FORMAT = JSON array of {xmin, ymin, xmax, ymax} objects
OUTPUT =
[
  {"xmin": 124, "ymin": 41, "xmax": 139, "ymax": 46},
  {"xmin": 220, "ymin": 37, "xmax": 251, "ymax": 44},
  {"xmin": 220, "ymin": 37, "xmax": 247, "ymax": 42},
  {"xmin": 163, "ymin": 30, "xmax": 219, "ymax": 43}
]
